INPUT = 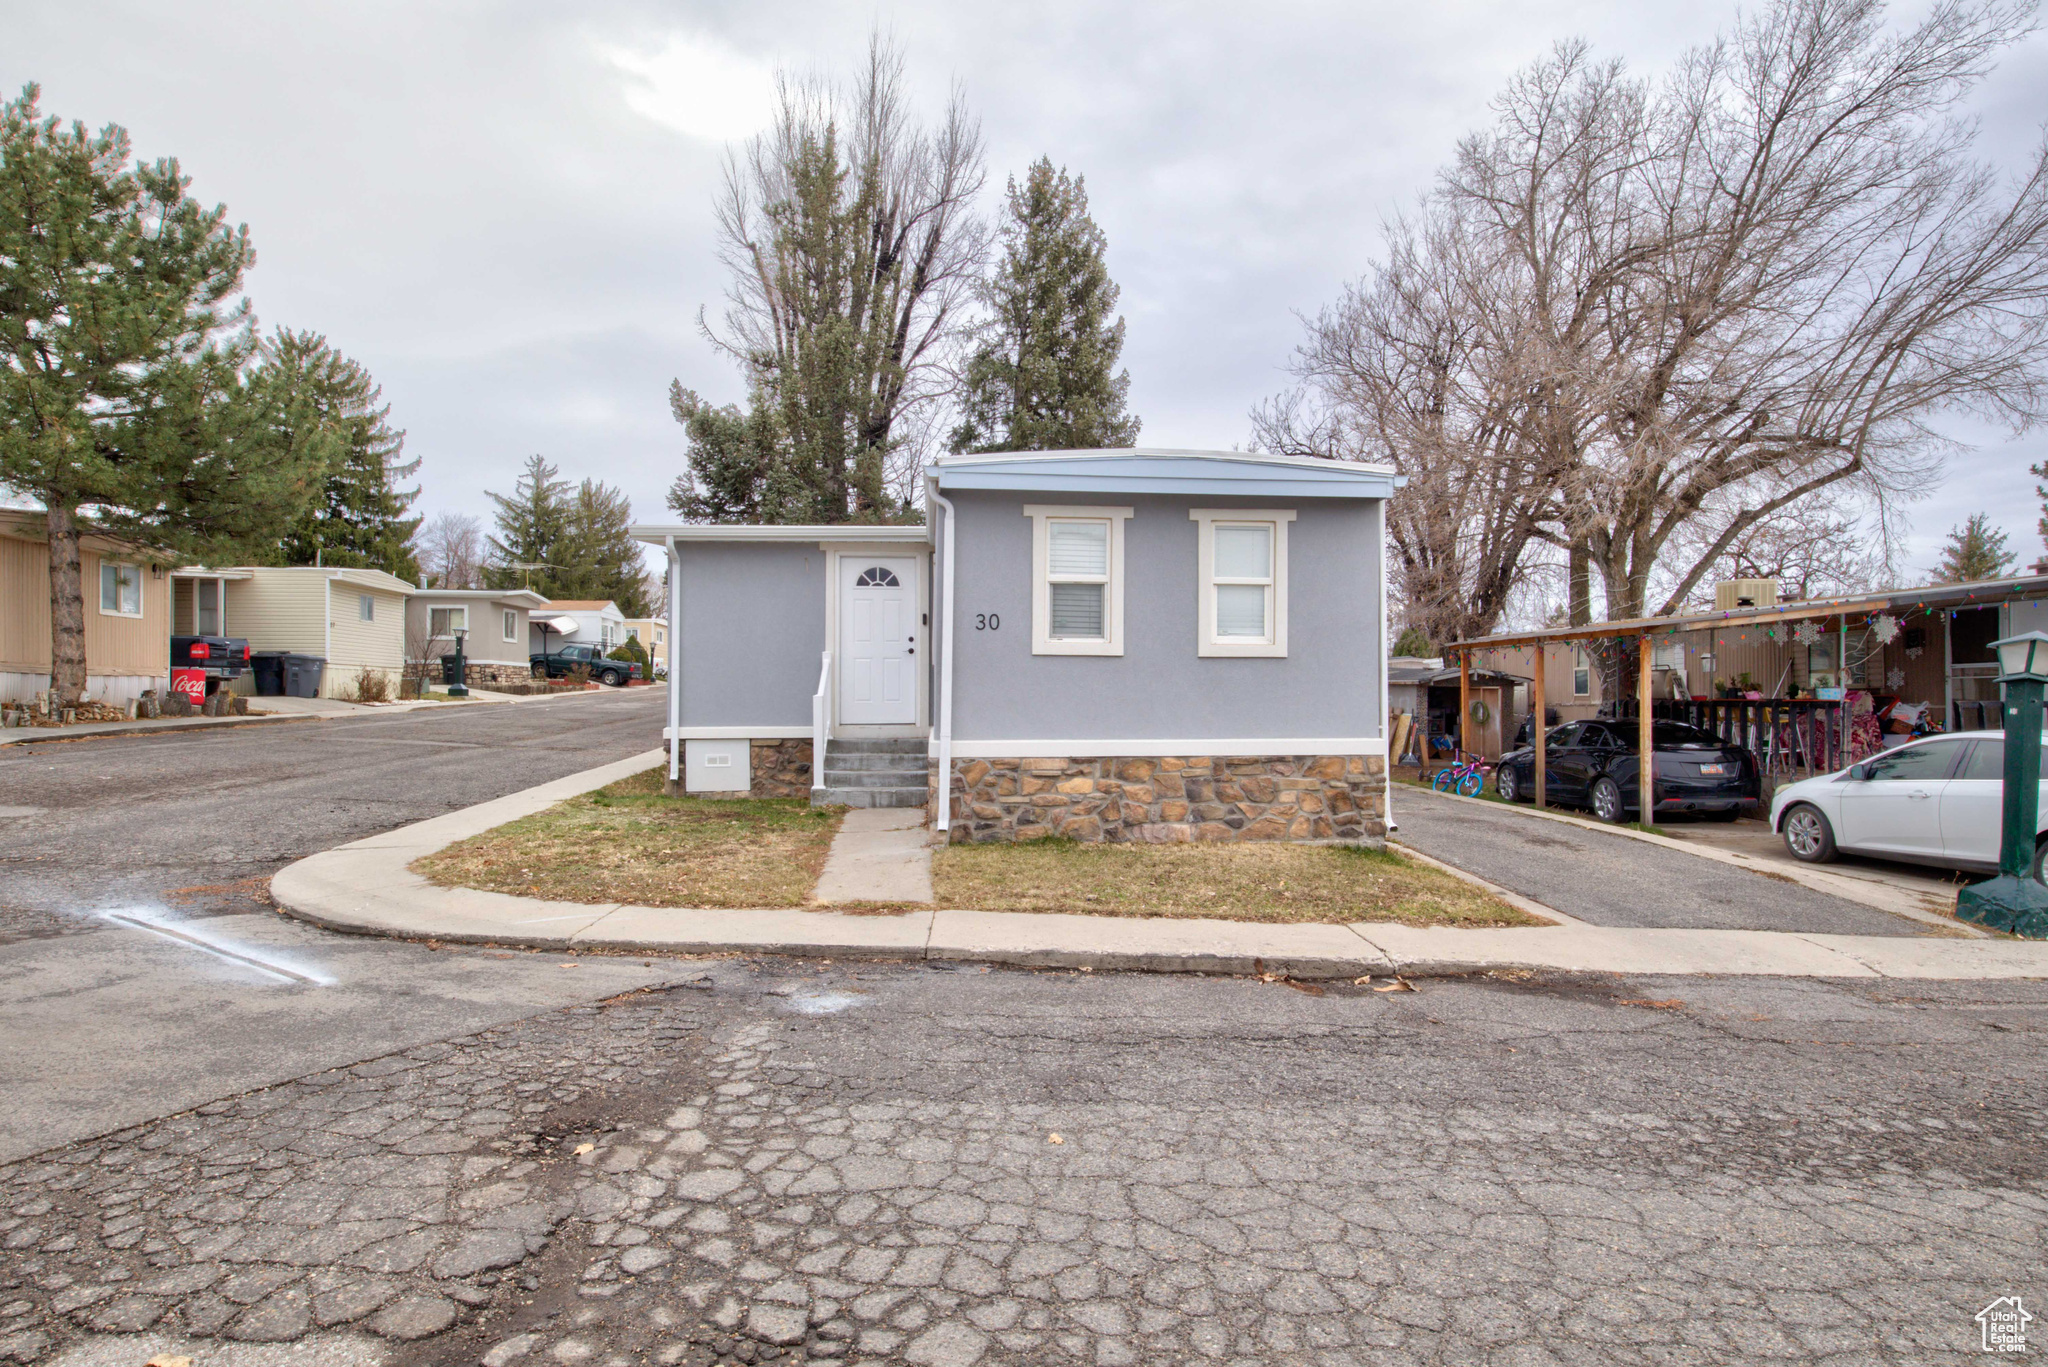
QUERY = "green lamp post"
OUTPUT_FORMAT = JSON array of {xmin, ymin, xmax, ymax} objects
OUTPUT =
[{"xmin": 1956, "ymin": 630, "xmax": 2048, "ymax": 937}]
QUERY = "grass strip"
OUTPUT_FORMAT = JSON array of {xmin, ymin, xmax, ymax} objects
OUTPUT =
[{"xmin": 414, "ymin": 770, "xmax": 841, "ymax": 909}]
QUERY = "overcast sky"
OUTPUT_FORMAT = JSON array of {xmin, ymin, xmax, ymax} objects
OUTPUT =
[{"xmin": 10, "ymin": 0, "xmax": 2046, "ymax": 582}]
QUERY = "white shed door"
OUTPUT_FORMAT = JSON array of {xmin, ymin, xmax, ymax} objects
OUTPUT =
[{"xmin": 838, "ymin": 558, "xmax": 916, "ymax": 725}]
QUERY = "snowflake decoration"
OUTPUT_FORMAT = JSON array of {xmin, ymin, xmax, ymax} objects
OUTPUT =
[
  {"xmin": 1905, "ymin": 645, "xmax": 1924, "ymax": 660},
  {"xmin": 1870, "ymin": 613, "xmax": 1900, "ymax": 645},
  {"xmin": 1792, "ymin": 620, "xmax": 1825, "ymax": 646},
  {"xmin": 1886, "ymin": 667, "xmax": 1905, "ymax": 689}
]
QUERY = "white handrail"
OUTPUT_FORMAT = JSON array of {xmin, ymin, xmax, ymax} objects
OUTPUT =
[{"xmin": 811, "ymin": 650, "xmax": 832, "ymax": 792}]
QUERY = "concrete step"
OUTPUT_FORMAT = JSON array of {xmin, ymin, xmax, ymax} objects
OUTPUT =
[
  {"xmin": 827, "ymin": 738, "xmax": 930, "ymax": 755},
  {"xmin": 822, "ymin": 769, "xmax": 927, "ymax": 789},
  {"xmin": 824, "ymin": 751, "xmax": 931, "ymax": 773},
  {"xmin": 813, "ymin": 785, "xmax": 929, "ymax": 809}
]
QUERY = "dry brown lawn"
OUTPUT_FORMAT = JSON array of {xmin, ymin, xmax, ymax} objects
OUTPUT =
[
  {"xmin": 414, "ymin": 770, "xmax": 840, "ymax": 909},
  {"xmin": 930, "ymin": 839, "xmax": 1535, "ymax": 926}
]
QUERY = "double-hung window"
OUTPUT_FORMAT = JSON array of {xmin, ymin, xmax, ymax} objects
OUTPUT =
[
  {"xmin": 1572, "ymin": 647, "xmax": 1591, "ymax": 696},
  {"xmin": 1190, "ymin": 510, "xmax": 1293, "ymax": 657},
  {"xmin": 99, "ymin": 562, "xmax": 142, "ymax": 617},
  {"xmin": 1024, "ymin": 505, "xmax": 1131, "ymax": 656},
  {"xmin": 430, "ymin": 606, "xmax": 467, "ymax": 638},
  {"xmin": 502, "ymin": 609, "xmax": 518, "ymax": 642}
]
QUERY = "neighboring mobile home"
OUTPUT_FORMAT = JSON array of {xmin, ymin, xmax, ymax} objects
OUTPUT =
[
  {"xmin": 0, "ymin": 510, "xmax": 170, "ymax": 705},
  {"xmin": 406, "ymin": 588, "xmax": 550, "ymax": 686},
  {"xmin": 530, "ymin": 600, "xmax": 625, "ymax": 655},
  {"xmin": 192, "ymin": 566, "xmax": 414, "ymax": 700},
  {"xmin": 635, "ymin": 448, "xmax": 1403, "ymax": 844}
]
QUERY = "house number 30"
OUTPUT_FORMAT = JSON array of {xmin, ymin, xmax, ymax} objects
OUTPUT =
[{"xmin": 975, "ymin": 613, "xmax": 1000, "ymax": 631}]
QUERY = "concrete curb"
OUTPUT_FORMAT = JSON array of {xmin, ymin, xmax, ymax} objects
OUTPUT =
[
  {"xmin": 0, "ymin": 712, "xmax": 315, "ymax": 747},
  {"xmin": 269, "ymin": 752, "xmax": 2048, "ymax": 981}
]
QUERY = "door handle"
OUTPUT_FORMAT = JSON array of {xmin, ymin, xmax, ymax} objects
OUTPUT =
[{"xmin": 1907, "ymin": 790, "xmax": 1931, "ymax": 800}]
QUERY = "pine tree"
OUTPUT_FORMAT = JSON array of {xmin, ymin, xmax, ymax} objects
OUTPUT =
[
  {"xmin": 485, "ymin": 457, "xmax": 649, "ymax": 615},
  {"xmin": 1933, "ymin": 513, "xmax": 2017, "ymax": 583},
  {"xmin": 484, "ymin": 455, "xmax": 569, "ymax": 592},
  {"xmin": 666, "ymin": 382, "xmax": 784, "ymax": 524},
  {"xmin": 262, "ymin": 329, "xmax": 421, "ymax": 579},
  {"xmin": 555, "ymin": 479, "xmax": 651, "ymax": 616},
  {"xmin": 0, "ymin": 85, "xmax": 328, "ymax": 701},
  {"xmin": 951, "ymin": 158, "xmax": 1139, "ymax": 454}
]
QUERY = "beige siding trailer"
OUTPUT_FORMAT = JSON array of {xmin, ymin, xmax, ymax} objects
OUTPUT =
[
  {"xmin": 0, "ymin": 510, "xmax": 171, "ymax": 705},
  {"xmin": 211, "ymin": 567, "xmax": 415, "ymax": 700}
]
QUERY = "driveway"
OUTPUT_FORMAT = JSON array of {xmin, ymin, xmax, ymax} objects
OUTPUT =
[
  {"xmin": 1391, "ymin": 784, "xmax": 1924, "ymax": 935},
  {"xmin": 0, "ymin": 688, "xmax": 678, "ymax": 1160}
]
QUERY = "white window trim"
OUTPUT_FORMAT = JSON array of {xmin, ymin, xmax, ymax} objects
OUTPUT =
[
  {"xmin": 1189, "ymin": 509, "xmax": 1294, "ymax": 658},
  {"xmin": 1024, "ymin": 504, "xmax": 1132, "ymax": 657},
  {"xmin": 98, "ymin": 561, "xmax": 144, "ymax": 618},
  {"xmin": 359, "ymin": 593, "xmax": 375, "ymax": 622},
  {"xmin": 430, "ymin": 606, "xmax": 468, "ymax": 637},
  {"xmin": 1572, "ymin": 646, "xmax": 1591, "ymax": 697},
  {"xmin": 502, "ymin": 609, "xmax": 518, "ymax": 643}
]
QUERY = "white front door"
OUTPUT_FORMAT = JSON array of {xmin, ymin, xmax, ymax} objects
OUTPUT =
[{"xmin": 838, "ymin": 557, "xmax": 917, "ymax": 725}]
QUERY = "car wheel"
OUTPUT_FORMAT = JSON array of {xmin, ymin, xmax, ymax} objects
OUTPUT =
[
  {"xmin": 2034, "ymin": 838, "xmax": 2047, "ymax": 886},
  {"xmin": 530, "ymin": 664, "xmax": 546, "ymax": 679},
  {"xmin": 600, "ymin": 669, "xmax": 622, "ymax": 687},
  {"xmin": 1591, "ymin": 777, "xmax": 1625, "ymax": 824},
  {"xmin": 1497, "ymin": 767, "xmax": 1519, "ymax": 803},
  {"xmin": 1781, "ymin": 803, "xmax": 1839, "ymax": 864}
]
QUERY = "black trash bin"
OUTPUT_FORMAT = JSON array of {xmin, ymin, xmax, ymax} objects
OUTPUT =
[
  {"xmin": 251, "ymin": 652, "xmax": 288, "ymax": 697},
  {"xmin": 283, "ymin": 655, "xmax": 326, "ymax": 699}
]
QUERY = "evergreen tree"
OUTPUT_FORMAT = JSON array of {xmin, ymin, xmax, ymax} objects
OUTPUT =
[
  {"xmin": 484, "ymin": 455, "xmax": 569, "ymax": 592},
  {"xmin": 1392, "ymin": 626, "xmax": 1434, "ymax": 657},
  {"xmin": 556, "ymin": 478, "xmax": 651, "ymax": 616},
  {"xmin": 1933, "ymin": 513, "xmax": 2017, "ymax": 583},
  {"xmin": 262, "ymin": 329, "xmax": 421, "ymax": 579},
  {"xmin": 0, "ymin": 85, "xmax": 327, "ymax": 701},
  {"xmin": 666, "ymin": 382, "xmax": 784, "ymax": 523},
  {"xmin": 485, "ymin": 457, "xmax": 649, "ymax": 614},
  {"xmin": 951, "ymin": 158, "xmax": 1139, "ymax": 453}
]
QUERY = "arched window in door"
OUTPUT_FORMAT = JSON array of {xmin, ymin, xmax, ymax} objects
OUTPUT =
[{"xmin": 855, "ymin": 567, "xmax": 901, "ymax": 588}]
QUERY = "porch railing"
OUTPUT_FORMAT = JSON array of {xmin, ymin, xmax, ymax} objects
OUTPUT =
[
  {"xmin": 811, "ymin": 651, "xmax": 832, "ymax": 793},
  {"xmin": 1649, "ymin": 697, "xmax": 1849, "ymax": 775}
]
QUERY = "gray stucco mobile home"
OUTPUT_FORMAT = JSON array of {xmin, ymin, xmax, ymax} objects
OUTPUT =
[{"xmin": 634, "ymin": 448, "xmax": 1401, "ymax": 843}]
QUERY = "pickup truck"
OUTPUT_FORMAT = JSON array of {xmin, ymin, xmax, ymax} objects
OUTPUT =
[
  {"xmin": 171, "ymin": 635, "xmax": 251, "ymax": 682},
  {"xmin": 530, "ymin": 642, "xmax": 641, "ymax": 687}
]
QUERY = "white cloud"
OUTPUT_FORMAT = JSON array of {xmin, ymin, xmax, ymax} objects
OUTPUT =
[{"xmin": 600, "ymin": 31, "xmax": 776, "ymax": 143}]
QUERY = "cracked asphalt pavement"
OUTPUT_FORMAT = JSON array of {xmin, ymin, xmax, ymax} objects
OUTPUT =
[{"xmin": 4, "ymin": 961, "xmax": 2045, "ymax": 1366}]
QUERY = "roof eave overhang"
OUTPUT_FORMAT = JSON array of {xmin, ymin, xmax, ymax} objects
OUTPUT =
[
  {"xmin": 630, "ymin": 524, "xmax": 933, "ymax": 546},
  {"xmin": 1445, "ymin": 574, "xmax": 2048, "ymax": 652}
]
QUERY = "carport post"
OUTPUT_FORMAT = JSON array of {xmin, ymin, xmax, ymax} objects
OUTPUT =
[
  {"xmin": 665, "ymin": 536, "xmax": 680, "ymax": 796},
  {"xmin": 1458, "ymin": 651, "xmax": 1471, "ymax": 768},
  {"xmin": 1638, "ymin": 634, "xmax": 1654, "ymax": 824},
  {"xmin": 1531, "ymin": 644, "xmax": 1546, "ymax": 808}
]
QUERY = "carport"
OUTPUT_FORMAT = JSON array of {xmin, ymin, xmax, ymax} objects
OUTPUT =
[{"xmin": 1445, "ymin": 570, "xmax": 2048, "ymax": 810}]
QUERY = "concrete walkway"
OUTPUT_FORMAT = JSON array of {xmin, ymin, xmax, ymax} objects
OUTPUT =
[
  {"xmin": 268, "ymin": 752, "xmax": 2048, "ymax": 981},
  {"xmin": 812, "ymin": 808, "xmax": 935, "ymax": 904}
]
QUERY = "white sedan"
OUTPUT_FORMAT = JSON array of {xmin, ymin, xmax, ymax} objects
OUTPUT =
[{"xmin": 1770, "ymin": 729, "xmax": 2046, "ymax": 879}]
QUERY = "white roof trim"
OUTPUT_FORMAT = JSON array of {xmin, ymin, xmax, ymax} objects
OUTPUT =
[
  {"xmin": 631, "ymin": 523, "xmax": 932, "ymax": 546},
  {"xmin": 932, "ymin": 447, "xmax": 1398, "ymax": 477},
  {"xmin": 411, "ymin": 587, "xmax": 550, "ymax": 606}
]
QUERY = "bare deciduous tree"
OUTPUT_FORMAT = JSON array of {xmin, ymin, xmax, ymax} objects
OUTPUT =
[
  {"xmin": 1263, "ymin": 0, "xmax": 2048, "ymax": 637},
  {"xmin": 413, "ymin": 510, "xmax": 483, "ymax": 589}
]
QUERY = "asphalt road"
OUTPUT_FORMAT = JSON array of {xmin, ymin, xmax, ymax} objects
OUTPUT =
[
  {"xmin": 1391, "ymin": 784, "xmax": 1920, "ymax": 935},
  {"xmin": 3, "ymin": 962, "xmax": 2043, "ymax": 1366},
  {"xmin": 0, "ymin": 689, "xmax": 678, "ymax": 1161}
]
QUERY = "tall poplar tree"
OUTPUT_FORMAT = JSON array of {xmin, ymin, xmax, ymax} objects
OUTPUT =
[
  {"xmin": 0, "ymin": 85, "xmax": 327, "ymax": 702},
  {"xmin": 263, "ymin": 329, "xmax": 421, "ymax": 579},
  {"xmin": 951, "ymin": 157, "xmax": 1140, "ymax": 453}
]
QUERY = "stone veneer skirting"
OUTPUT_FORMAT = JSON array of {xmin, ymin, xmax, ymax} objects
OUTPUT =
[
  {"xmin": 433, "ymin": 660, "xmax": 533, "ymax": 688},
  {"xmin": 940, "ymin": 755, "xmax": 1388, "ymax": 845},
  {"xmin": 750, "ymin": 739, "xmax": 815, "ymax": 799}
]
